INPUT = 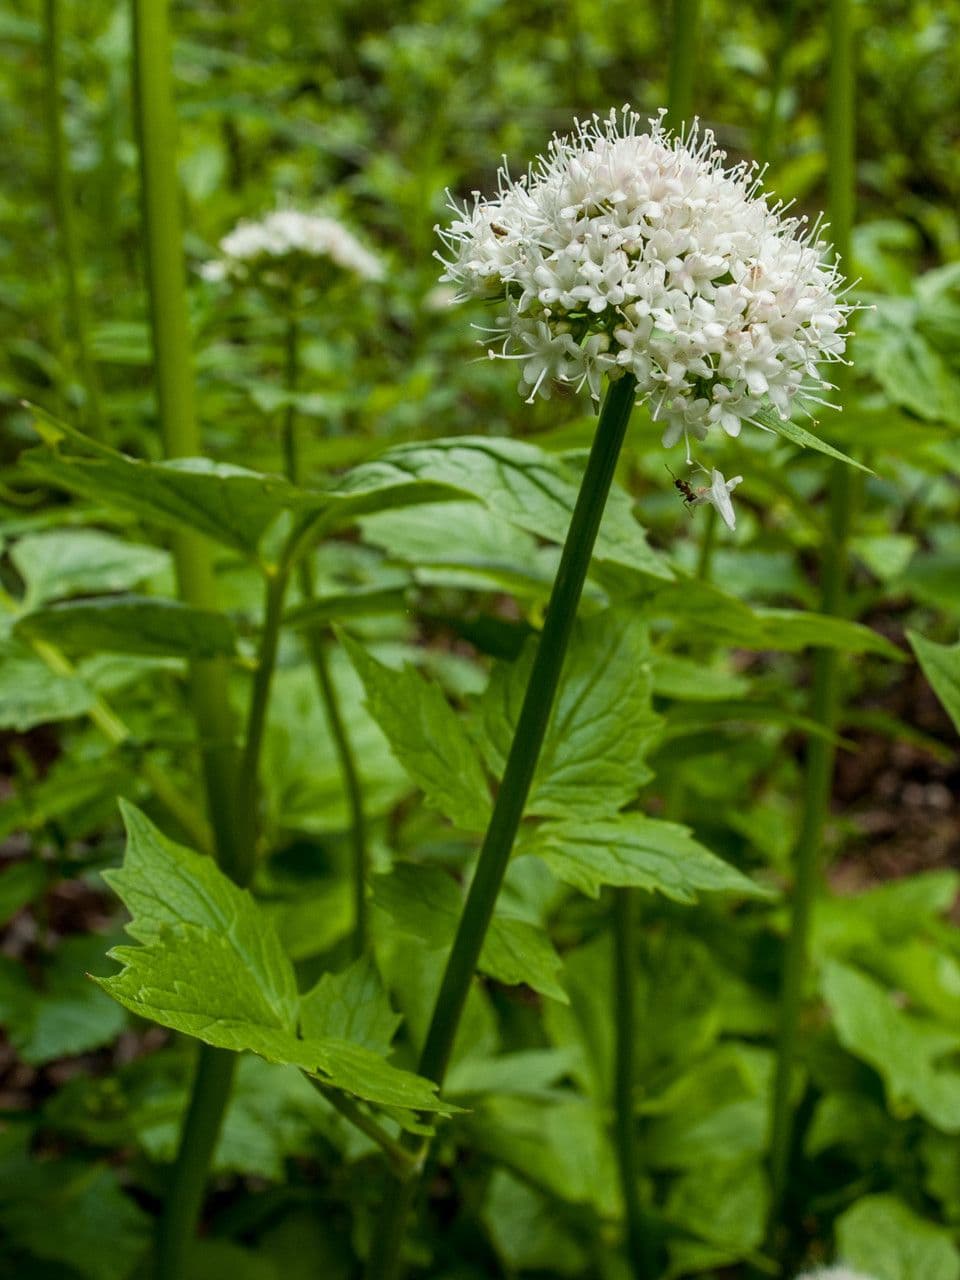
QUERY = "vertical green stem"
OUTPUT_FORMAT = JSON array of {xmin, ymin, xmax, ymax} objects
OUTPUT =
[
  {"xmin": 366, "ymin": 374, "xmax": 637, "ymax": 1280},
  {"xmin": 280, "ymin": 310, "xmax": 369, "ymax": 956},
  {"xmin": 613, "ymin": 888, "xmax": 654, "ymax": 1279},
  {"xmin": 757, "ymin": 0, "xmax": 799, "ymax": 162},
  {"xmin": 43, "ymin": 0, "xmax": 105, "ymax": 434},
  {"xmin": 131, "ymin": 3, "xmax": 246, "ymax": 1273},
  {"xmin": 666, "ymin": 0, "xmax": 701, "ymax": 132},
  {"xmin": 768, "ymin": 0, "xmax": 855, "ymax": 1226}
]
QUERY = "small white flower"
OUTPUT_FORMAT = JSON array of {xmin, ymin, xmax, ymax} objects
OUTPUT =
[
  {"xmin": 437, "ymin": 105, "xmax": 852, "ymax": 460},
  {"xmin": 204, "ymin": 209, "xmax": 383, "ymax": 285},
  {"xmin": 795, "ymin": 1268, "xmax": 879, "ymax": 1280},
  {"xmin": 678, "ymin": 467, "xmax": 743, "ymax": 530}
]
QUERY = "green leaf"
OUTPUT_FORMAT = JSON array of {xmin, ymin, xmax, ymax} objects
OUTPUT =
[
  {"xmin": 836, "ymin": 1194, "xmax": 960, "ymax": 1280},
  {"xmin": 97, "ymin": 803, "xmax": 454, "ymax": 1115},
  {"xmin": 371, "ymin": 437, "xmax": 673, "ymax": 579},
  {"xmin": 664, "ymin": 1157, "xmax": 769, "ymax": 1277},
  {"xmin": 0, "ymin": 860, "xmax": 47, "ymax": 925},
  {"xmin": 0, "ymin": 1143, "xmax": 150, "ymax": 1280},
  {"xmin": 10, "ymin": 528, "xmax": 169, "ymax": 608},
  {"xmin": 0, "ymin": 936, "xmax": 126, "ymax": 1065},
  {"xmin": 651, "ymin": 653, "xmax": 750, "ymax": 701},
  {"xmin": 821, "ymin": 961, "xmax": 960, "ymax": 1133},
  {"xmin": 300, "ymin": 955, "xmax": 401, "ymax": 1054},
  {"xmin": 16, "ymin": 596, "xmax": 236, "ymax": 659},
  {"xmin": 754, "ymin": 404, "xmax": 873, "ymax": 472},
  {"xmin": 341, "ymin": 635, "xmax": 492, "ymax": 831},
  {"xmin": 908, "ymin": 631, "xmax": 960, "ymax": 734},
  {"xmin": 0, "ymin": 639, "xmax": 95, "ymax": 730},
  {"xmin": 523, "ymin": 814, "xmax": 771, "ymax": 901},
  {"xmin": 482, "ymin": 1170, "xmax": 587, "ymax": 1275},
  {"xmin": 373, "ymin": 863, "xmax": 567, "ymax": 1002},
  {"xmin": 478, "ymin": 610, "xmax": 661, "ymax": 819}
]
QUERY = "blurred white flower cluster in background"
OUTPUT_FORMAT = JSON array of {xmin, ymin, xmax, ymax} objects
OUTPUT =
[
  {"xmin": 795, "ymin": 1268, "xmax": 878, "ymax": 1280},
  {"xmin": 202, "ymin": 209, "xmax": 383, "ymax": 286},
  {"xmin": 439, "ymin": 106, "xmax": 852, "ymax": 500}
]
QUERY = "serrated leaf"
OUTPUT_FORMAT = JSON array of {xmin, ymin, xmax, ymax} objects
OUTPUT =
[
  {"xmin": 523, "ymin": 814, "xmax": 771, "ymax": 901},
  {"xmin": 97, "ymin": 804, "xmax": 453, "ymax": 1114},
  {"xmin": 373, "ymin": 863, "xmax": 567, "ymax": 1002},
  {"xmin": 822, "ymin": 960, "xmax": 960, "ymax": 1133},
  {"xmin": 11, "ymin": 528, "xmax": 169, "ymax": 608},
  {"xmin": 478, "ymin": 610, "xmax": 660, "ymax": 819},
  {"xmin": 342, "ymin": 635, "xmax": 491, "ymax": 830},
  {"xmin": 908, "ymin": 631, "xmax": 960, "ymax": 735},
  {"xmin": 754, "ymin": 404, "xmax": 873, "ymax": 472},
  {"xmin": 300, "ymin": 955, "xmax": 401, "ymax": 1054},
  {"xmin": 16, "ymin": 596, "xmax": 236, "ymax": 659},
  {"xmin": 836, "ymin": 1194, "xmax": 960, "ymax": 1280},
  {"xmin": 371, "ymin": 436, "xmax": 672, "ymax": 579}
]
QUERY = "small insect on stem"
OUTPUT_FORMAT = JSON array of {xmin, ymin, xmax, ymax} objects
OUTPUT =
[{"xmin": 666, "ymin": 465, "xmax": 698, "ymax": 514}]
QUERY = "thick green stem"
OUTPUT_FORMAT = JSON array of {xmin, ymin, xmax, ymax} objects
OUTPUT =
[
  {"xmin": 366, "ymin": 375, "xmax": 637, "ymax": 1280},
  {"xmin": 613, "ymin": 888, "xmax": 653, "ymax": 1278},
  {"xmin": 43, "ymin": 0, "xmax": 105, "ymax": 434},
  {"xmin": 666, "ymin": 0, "xmax": 701, "ymax": 133},
  {"xmin": 280, "ymin": 310, "xmax": 369, "ymax": 956},
  {"xmin": 768, "ymin": 0, "xmax": 855, "ymax": 1225},
  {"xmin": 131, "ymin": 3, "xmax": 246, "ymax": 1273}
]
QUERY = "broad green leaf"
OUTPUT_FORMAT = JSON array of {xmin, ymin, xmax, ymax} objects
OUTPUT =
[
  {"xmin": 0, "ymin": 639, "xmax": 95, "ymax": 730},
  {"xmin": 822, "ymin": 961, "xmax": 960, "ymax": 1133},
  {"xmin": 851, "ymin": 533, "xmax": 917, "ymax": 582},
  {"xmin": 908, "ymin": 630, "xmax": 960, "ymax": 734},
  {"xmin": 11, "ymin": 528, "xmax": 169, "ymax": 607},
  {"xmin": 482, "ymin": 1170, "xmax": 587, "ymax": 1276},
  {"xmin": 97, "ymin": 804, "xmax": 453, "ymax": 1114},
  {"xmin": 664, "ymin": 1157, "xmax": 769, "ymax": 1277},
  {"xmin": 523, "ymin": 814, "xmax": 771, "ymax": 902},
  {"xmin": 754, "ymin": 404, "xmax": 872, "ymax": 472},
  {"xmin": 373, "ymin": 863, "xmax": 567, "ymax": 1002},
  {"xmin": 0, "ymin": 1141, "xmax": 150, "ymax": 1280},
  {"xmin": 651, "ymin": 653, "xmax": 750, "ymax": 701},
  {"xmin": 342, "ymin": 635, "xmax": 491, "ymax": 831},
  {"xmin": 371, "ymin": 437, "xmax": 673, "ymax": 579},
  {"xmin": 836, "ymin": 1194, "xmax": 960, "ymax": 1280},
  {"xmin": 300, "ymin": 955, "xmax": 401, "ymax": 1054},
  {"xmin": 479, "ymin": 610, "xmax": 660, "ymax": 819},
  {"xmin": 754, "ymin": 607, "xmax": 904, "ymax": 660},
  {"xmin": 16, "ymin": 596, "xmax": 236, "ymax": 659}
]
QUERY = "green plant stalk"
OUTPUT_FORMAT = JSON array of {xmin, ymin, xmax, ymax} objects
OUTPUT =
[
  {"xmin": 131, "ymin": 3, "xmax": 248, "ymax": 1273},
  {"xmin": 366, "ymin": 373, "xmax": 638, "ymax": 1280},
  {"xmin": 757, "ymin": 0, "xmax": 799, "ymax": 162},
  {"xmin": 43, "ymin": 0, "xmax": 105, "ymax": 434},
  {"xmin": 281, "ymin": 309, "xmax": 369, "ymax": 956},
  {"xmin": 768, "ymin": 0, "xmax": 855, "ymax": 1223},
  {"xmin": 666, "ymin": 0, "xmax": 701, "ymax": 132}
]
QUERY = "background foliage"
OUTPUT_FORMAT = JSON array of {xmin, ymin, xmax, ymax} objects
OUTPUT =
[{"xmin": 1, "ymin": 1, "xmax": 959, "ymax": 1278}]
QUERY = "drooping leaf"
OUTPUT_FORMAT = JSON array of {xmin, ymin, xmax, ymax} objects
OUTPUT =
[
  {"xmin": 96, "ymin": 804, "xmax": 454, "ymax": 1115},
  {"xmin": 754, "ymin": 404, "xmax": 873, "ymax": 472},
  {"xmin": 835, "ymin": 1194, "xmax": 960, "ymax": 1280},
  {"xmin": 523, "ymin": 814, "xmax": 771, "ymax": 902},
  {"xmin": 16, "ymin": 596, "xmax": 236, "ymax": 659},
  {"xmin": 373, "ymin": 862, "xmax": 567, "ymax": 1002},
  {"xmin": 908, "ymin": 630, "xmax": 960, "ymax": 735},
  {"xmin": 821, "ymin": 961, "xmax": 960, "ymax": 1133},
  {"xmin": 10, "ymin": 528, "xmax": 169, "ymax": 608},
  {"xmin": 478, "ymin": 610, "xmax": 661, "ymax": 819},
  {"xmin": 342, "ymin": 635, "xmax": 492, "ymax": 831}
]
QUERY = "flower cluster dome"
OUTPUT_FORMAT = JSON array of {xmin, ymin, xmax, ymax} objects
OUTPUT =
[
  {"xmin": 438, "ymin": 107, "xmax": 851, "ymax": 455},
  {"xmin": 203, "ymin": 210, "xmax": 383, "ymax": 284}
]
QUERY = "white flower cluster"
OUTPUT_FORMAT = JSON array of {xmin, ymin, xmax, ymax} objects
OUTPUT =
[
  {"xmin": 438, "ymin": 106, "xmax": 851, "ymax": 460},
  {"xmin": 202, "ymin": 210, "xmax": 383, "ymax": 284}
]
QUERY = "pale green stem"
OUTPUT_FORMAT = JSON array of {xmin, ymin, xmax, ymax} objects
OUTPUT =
[
  {"xmin": 666, "ymin": 0, "xmax": 701, "ymax": 132},
  {"xmin": 43, "ymin": 0, "xmax": 105, "ymax": 434},
  {"xmin": 365, "ymin": 375, "xmax": 638, "ymax": 1280},
  {"xmin": 131, "ymin": 3, "xmax": 247, "ymax": 1274},
  {"xmin": 768, "ymin": 0, "xmax": 855, "ymax": 1228}
]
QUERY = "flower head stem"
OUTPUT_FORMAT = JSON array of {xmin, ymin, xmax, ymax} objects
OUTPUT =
[
  {"xmin": 768, "ymin": 0, "xmax": 855, "ymax": 1230},
  {"xmin": 43, "ymin": 0, "xmax": 105, "ymax": 434},
  {"xmin": 279, "ymin": 308, "xmax": 370, "ymax": 957},
  {"xmin": 666, "ymin": 0, "xmax": 701, "ymax": 132},
  {"xmin": 366, "ymin": 374, "xmax": 637, "ymax": 1280}
]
